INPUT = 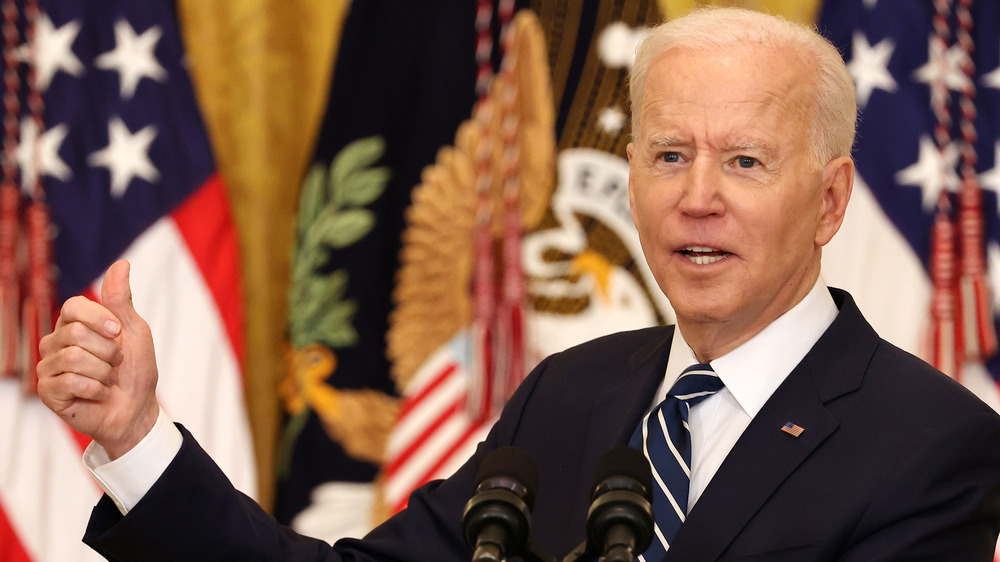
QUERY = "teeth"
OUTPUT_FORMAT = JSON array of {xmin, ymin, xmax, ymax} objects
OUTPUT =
[
  {"xmin": 685, "ymin": 246, "xmax": 718, "ymax": 253},
  {"xmin": 688, "ymin": 254, "xmax": 728, "ymax": 265}
]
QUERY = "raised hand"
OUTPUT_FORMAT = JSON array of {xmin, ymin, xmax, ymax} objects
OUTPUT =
[{"xmin": 37, "ymin": 260, "xmax": 160, "ymax": 459}]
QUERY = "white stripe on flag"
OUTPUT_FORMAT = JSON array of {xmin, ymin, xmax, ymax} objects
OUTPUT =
[
  {"xmin": 823, "ymin": 175, "xmax": 931, "ymax": 355},
  {"xmin": 0, "ymin": 380, "xmax": 105, "ymax": 562},
  {"xmin": 384, "ymin": 409, "xmax": 470, "ymax": 508},
  {"xmin": 384, "ymin": 366, "xmax": 467, "ymax": 461},
  {"xmin": 383, "ymin": 333, "xmax": 496, "ymax": 512}
]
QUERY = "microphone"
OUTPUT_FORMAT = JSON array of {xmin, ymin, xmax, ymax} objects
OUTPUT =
[
  {"xmin": 585, "ymin": 446, "xmax": 654, "ymax": 562},
  {"xmin": 462, "ymin": 446, "xmax": 540, "ymax": 562}
]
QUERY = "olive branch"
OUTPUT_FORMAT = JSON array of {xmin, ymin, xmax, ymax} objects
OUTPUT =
[{"xmin": 288, "ymin": 135, "xmax": 391, "ymax": 349}]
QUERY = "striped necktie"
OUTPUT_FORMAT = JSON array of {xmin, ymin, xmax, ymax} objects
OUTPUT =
[{"xmin": 629, "ymin": 363, "xmax": 724, "ymax": 561}]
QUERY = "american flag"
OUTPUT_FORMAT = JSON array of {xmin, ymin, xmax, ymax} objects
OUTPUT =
[
  {"xmin": 816, "ymin": 0, "xmax": 1000, "ymax": 555},
  {"xmin": 780, "ymin": 422, "xmax": 805, "ymax": 438},
  {"xmin": 381, "ymin": 332, "xmax": 492, "ymax": 515},
  {"xmin": 0, "ymin": 1, "xmax": 256, "ymax": 560},
  {"xmin": 818, "ymin": 0, "xmax": 1000, "ymax": 406}
]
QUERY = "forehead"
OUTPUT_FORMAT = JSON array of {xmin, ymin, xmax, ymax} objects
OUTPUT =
[{"xmin": 637, "ymin": 45, "xmax": 815, "ymax": 146}]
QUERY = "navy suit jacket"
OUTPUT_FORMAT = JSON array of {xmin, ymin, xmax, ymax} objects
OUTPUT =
[{"xmin": 84, "ymin": 289, "xmax": 1000, "ymax": 561}]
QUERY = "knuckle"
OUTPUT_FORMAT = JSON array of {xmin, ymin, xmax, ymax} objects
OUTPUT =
[
  {"xmin": 35, "ymin": 357, "xmax": 53, "ymax": 379},
  {"xmin": 60, "ymin": 296, "xmax": 85, "ymax": 316},
  {"xmin": 62, "ymin": 345, "xmax": 92, "ymax": 367},
  {"xmin": 70, "ymin": 376, "xmax": 104, "ymax": 400},
  {"xmin": 66, "ymin": 321, "xmax": 92, "ymax": 341}
]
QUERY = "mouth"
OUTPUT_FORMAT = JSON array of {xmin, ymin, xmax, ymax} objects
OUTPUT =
[{"xmin": 679, "ymin": 246, "xmax": 731, "ymax": 265}]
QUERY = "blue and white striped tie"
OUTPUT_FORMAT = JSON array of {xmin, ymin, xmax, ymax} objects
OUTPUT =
[{"xmin": 629, "ymin": 363, "xmax": 724, "ymax": 561}]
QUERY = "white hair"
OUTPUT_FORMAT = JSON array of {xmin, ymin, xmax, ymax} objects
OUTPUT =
[{"xmin": 629, "ymin": 7, "xmax": 857, "ymax": 167}]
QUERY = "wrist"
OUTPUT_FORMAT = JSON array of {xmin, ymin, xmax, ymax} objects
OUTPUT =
[{"xmin": 104, "ymin": 402, "xmax": 160, "ymax": 460}]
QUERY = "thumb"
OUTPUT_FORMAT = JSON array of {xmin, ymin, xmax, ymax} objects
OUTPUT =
[{"xmin": 101, "ymin": 260, "xmax": 139, "ymax": 327}]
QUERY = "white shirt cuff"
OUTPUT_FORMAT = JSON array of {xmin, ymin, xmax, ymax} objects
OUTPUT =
[{"xmin": 83, "ymin": 408, "xmax": 183, "ymax": 515}]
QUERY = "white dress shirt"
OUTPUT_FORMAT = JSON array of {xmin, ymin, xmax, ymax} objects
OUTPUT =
[
  {"xmin": 84, "ymin": 406, "xmax": 183, "ymax": 514},
  {"xmin": 85, "ymin": 278, "xmax": 838, "ymax": 516}
]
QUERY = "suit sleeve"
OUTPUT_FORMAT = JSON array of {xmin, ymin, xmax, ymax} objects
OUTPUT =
[
  {"xmin": 82, "ymin": 355, "xmax": 556, "ymax": 562},
  {"xmin": 839, "ymin": 409, "xmax": 1000, "ymax": 562}
]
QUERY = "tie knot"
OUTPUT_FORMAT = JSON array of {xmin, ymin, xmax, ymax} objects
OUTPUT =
[{"xmin": 668, "ymin": 363, "xmax": 724, "ymax": 405}]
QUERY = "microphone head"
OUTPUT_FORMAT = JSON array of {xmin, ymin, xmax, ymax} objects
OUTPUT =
[
  {"xmin": 592, "ymin": 446, "xmax": 652, "ymax": 501},
  {"xmin": 464, "ymin": 447, "xmax": 540, "ymax": 556},
  {"xmin": 586, "ymin": 446, "xmax": 655, "ymax": 556},
  {"xmin": 474, "ymin": 446, "xmax": 540, "ymax": 509}
]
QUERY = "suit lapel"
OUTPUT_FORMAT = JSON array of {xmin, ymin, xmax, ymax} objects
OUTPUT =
[
  {"xmin": 665, "ymin": 289, "xmax": 878, "ymax": 561},
  {"xmin": 666, "ymin": 360, "xmax": 839, "ymax": 561},
  {"xmin": 580, "ymin": 326, "xmax": 674, "ymax": 478}
]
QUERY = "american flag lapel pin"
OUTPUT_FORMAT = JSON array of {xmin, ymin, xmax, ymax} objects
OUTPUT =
[{"xmin": 781, "ymin": 422, "xmax": 805, "ymax": 437}]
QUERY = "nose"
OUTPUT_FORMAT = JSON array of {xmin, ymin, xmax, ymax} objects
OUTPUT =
[{"xmin": 677, "ymin": 158, "xmax": 725, "ymax": 218}]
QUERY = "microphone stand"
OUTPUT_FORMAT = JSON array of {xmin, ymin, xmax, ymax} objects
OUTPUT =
[
  {"xmin": 561, "ymin": 540, "xmax": 635, "ymax": 562},
  {"xmin": 471, "ymin": 540, "xmax": 556, "ymax": 562}
]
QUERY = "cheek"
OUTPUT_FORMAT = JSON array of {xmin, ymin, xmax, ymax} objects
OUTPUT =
[
  {"xmin": 630, "ymin": 191, "xmax": 663, "ymax": 235},
  {"xmin": 750, "ymin": 186, "xmax": 821, "ymax": 239}
]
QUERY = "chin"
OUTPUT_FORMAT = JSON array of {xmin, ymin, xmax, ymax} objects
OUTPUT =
[{"xmin": 666, "ymin": 294, "xmax": 738, "ymax": 326}]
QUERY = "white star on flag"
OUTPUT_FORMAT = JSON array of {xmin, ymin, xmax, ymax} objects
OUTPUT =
[
  {"xmin": 15, "ymin": 118, "xmax": 70, "ymax": 192},
  {"xmin": 847, "ymin": 31, "xmax": 897, "ymax": 108},
  {"xmin": 87, "ymin": 116, "xmax": 160, "ymax": 197},
  {"xmin": 984, "ymin": 54, "xmax": 1000, "ymax": 91},
  {"xmin": 979, "ymin": 141, "xmax": 1000, "ymax": 213},
  {"xmin": 913, "ymin": 35, "xmax": 973, "ymax": 97},
  {"xmin": 95, "ymin": 19, "xmax": 167, "ymax": 99},
  {"xmin": 22, "ymin": 13, "xmax": 83, "ymax": 91},
  {"xmin": 894, "ymin": 134, "xmax": 960, "ymax": 211},
  {"xmin": 597, "ymin": 22, "xmax": 647, "ymax": 69},
  {"xmin": 597, "ymin": 106, "xmax": 626, "ymax": 134}
]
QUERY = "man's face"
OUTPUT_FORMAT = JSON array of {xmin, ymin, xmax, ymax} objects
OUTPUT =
[{"xmin": 627, "ymin": 45, "xmax": 847, "ymax": 357}]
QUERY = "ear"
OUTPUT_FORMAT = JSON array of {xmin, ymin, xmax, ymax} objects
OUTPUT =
[
  {"xmin": 627, "ymin": 142, "xmax": 639, "ymax": 226},
  {"xmin": 815, "ymin": 155, "xmax": 854, "ymax": 247}
]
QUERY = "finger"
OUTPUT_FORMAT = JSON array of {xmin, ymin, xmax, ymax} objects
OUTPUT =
[
  {"xmin": 101, "ymin": 260, "xmax": 141, "ymax": 330},
  {"xmin": 36, "ymin": 344, "xmax": 118, "ymax": 387},
  {"xmin": 54, "ymin": 295, "xmax": 121, "ymax": 338},
  {"xmin": 37, "ymin": 371, "xmax": 112, "ymax": 407},
  {"xmin": 40, "ymin": 320, "xmax": 124, "ymax": 367}
]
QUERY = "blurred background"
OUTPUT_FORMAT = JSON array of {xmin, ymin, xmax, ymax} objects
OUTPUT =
[{"xmin": 2, "ymin": 0, "xmax": 999, "ymax": 559}]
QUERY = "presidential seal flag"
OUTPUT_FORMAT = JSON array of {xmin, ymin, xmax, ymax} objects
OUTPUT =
[
  {"xmin": 384, "ymin": 0, "xmax": 670, "ymax": 526},
  {"xmin": 0, "ymin": 1, "xmax": 256, "ymax": 560}
]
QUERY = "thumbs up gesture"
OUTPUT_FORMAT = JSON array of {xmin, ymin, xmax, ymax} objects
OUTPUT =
[{"xmin": 38, "ymin": 260, "xmax": 160, "ymax": 459}]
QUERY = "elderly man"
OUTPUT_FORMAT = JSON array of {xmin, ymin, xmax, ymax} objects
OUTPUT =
[{"xmin": 38, "ymin": 7, "xmax": 1000, "ymax": 561}]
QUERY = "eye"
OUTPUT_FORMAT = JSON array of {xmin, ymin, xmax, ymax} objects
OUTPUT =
[
  {"xmin": 659, "ymin": 152, "xmax": 681, "ymax": 163},
  {"xmin": 737, "ymin": 156, "xmax": 757, "ymax": 169}
]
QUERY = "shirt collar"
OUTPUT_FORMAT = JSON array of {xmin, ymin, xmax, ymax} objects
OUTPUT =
[{"xmin": 665, "ymin": 277, "xmax": 838, "ymax": 417}]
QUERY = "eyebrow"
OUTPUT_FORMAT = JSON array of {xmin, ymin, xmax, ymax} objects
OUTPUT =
[
  {"xmin": 647, "ymin": 136, "xmax": 775, "ymax": 155},
  {"xmin": 647, "ymin": 136, "xmax": 685, "ymax": 149},
  {"xmin": 727, "ymin": 139, "xmax": 772, "ymax": 154}
]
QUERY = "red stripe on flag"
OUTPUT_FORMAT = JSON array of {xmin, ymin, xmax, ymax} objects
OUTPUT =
[
  {"xmin": 0, "ymin": 499, "xmax": 32, "ymax": 562},
  {"xmin": 170, "ymin": 174, "xmax": 245, "ymax": 369},
  {"xmin": 398, "ymin": 363, "xmax": 457, "ymax": 420},
  {"xmin": 383, "ymin": 398, "xmax": 462, "ymax": 478},
  {"xmin": 68, "ymin": 428, "xmax": 92, "ymax": 454},
  {"xmin": 390, "ymin": 420, "xmax": 488, "ymax": 514}
]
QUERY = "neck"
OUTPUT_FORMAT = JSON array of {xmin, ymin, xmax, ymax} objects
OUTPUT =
[{"xmin": 679, "ymin": 270, "xmax": 821, "ymax": 363}]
